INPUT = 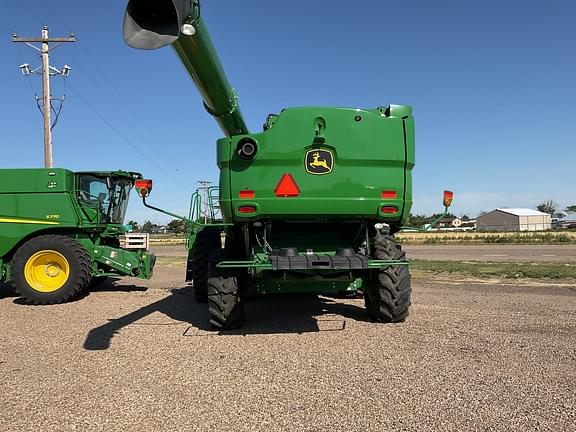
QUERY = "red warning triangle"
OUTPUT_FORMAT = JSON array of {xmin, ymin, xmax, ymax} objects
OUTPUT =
[{"xmin": 274, "ymin": 173, "xmax": 300, "ymax": 197}]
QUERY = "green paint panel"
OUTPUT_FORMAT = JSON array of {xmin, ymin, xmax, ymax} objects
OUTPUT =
[{"xmin": 218, "ymin": 106, "xmax": 414, "ymax": 225}]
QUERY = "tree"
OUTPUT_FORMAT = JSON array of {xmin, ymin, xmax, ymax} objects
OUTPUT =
[
  {"xmin": 408, "ymin": 213, "xmax": 429, "ymax": 227},
  {"xmin": 140, "ymin": 220, "xmax": 155, "ymax": 233},
  {"xmin": 126, "ymin": 220, "xmax": 140, "ymax": 231},
  {"xmin": 536, "ymin": 200, "xmax": 557, "ymax": 215},
  {"xmin": 408, "ymin": 212, "xmax": 457, "ymax": 228},
  {"xmin": 167, "ymin": 219, "xmax": 187, "ymax": 234},
  {"xmin": 565, "ymin": 205, "xmax": 576, "ymax": 212}
]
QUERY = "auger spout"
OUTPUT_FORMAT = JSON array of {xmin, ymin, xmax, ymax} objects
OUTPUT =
[{"xmin": 123, "ymin": 0, "xmax": 249, "ymax": 136}]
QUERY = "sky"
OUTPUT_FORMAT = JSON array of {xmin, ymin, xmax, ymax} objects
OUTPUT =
[{"xmin": 1, "ymin": 0, "xmax": 575, "ymax": 224}]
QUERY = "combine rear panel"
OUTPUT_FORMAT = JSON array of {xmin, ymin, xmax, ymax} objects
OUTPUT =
[{"xmin": 219, "ymin": 106, "xmax": 414, "ymax": 226}]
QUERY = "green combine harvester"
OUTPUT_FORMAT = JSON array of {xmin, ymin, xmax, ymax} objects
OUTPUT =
[
  {"xmin": 0, "ymin": 169, "xmax": 155, "ymax": 304},
  {"xmin": 123, "ymin": 0, "xmax": 452, "ymax": 329}
]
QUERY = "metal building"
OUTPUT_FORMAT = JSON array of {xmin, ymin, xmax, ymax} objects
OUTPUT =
[{"xmin": 476, "ymin": 208, "xmax": 551, "ymax": 232}]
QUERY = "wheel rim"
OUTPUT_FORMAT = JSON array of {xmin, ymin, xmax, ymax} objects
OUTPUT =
[{"xmin": 24, "ymin": 250, "xmax": 70, "ymax": 293}]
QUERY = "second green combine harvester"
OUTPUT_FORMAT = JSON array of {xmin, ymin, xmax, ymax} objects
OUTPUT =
[{"xmin": 124, "ymin": 0, "xmax": 450, "ymax": 329}]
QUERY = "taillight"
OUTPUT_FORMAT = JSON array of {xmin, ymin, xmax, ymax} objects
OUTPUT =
[
  {"xmin": 134, "ymin": 179, "xmax": 153, "ymax": 197},
  {"xmin": 443, "ymin": 190, "xmax": 454, "ymax": 207},
  {"xmin": 381, "ymin": 206, "xmax": 398, "ymax": 214},
  {"xmin": 238, "ymin": 205, "xmax": 256, "ymax": 214}
]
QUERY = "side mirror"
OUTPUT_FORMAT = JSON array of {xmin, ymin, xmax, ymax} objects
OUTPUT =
[
  {"xmin": 106, "ymin": 176, "xmax": 114, "ymax": 190},
  {"xmin": 135, "ymin": 179, "xmax": 153, "ymax": 198},
  {"xmin": 443, "ymin": 190, "xmax": 454, "ymax": 208}
]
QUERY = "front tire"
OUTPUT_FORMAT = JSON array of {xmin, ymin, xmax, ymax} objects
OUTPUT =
[
  {"xmin": 12, "ymin": 235, "xmax": 92, "ymax": 305},
  {"xmin": 364, "ymin": 233, "xmax": 411, "ymax": 322}
]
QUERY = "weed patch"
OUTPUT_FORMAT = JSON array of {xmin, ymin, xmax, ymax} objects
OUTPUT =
[{"xmin": 411, "ymin": 259, "xmax": 576, "ymax": 280}]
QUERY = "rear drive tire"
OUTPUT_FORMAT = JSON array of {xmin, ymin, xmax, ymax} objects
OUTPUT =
[
  {"xmin": 364, "ymin": 233, "xmax": 411, "ymax": 323},
  {"xmin": 12, "ymin": 235, "xmax": 92, "ymax": 305},
  {"xmin": 207, "ymin": 250, "xmax": 244, "ymax": 330},
  {"xmin": 188, "ymin": 227, "xmax": 221, "ymax": 303}
]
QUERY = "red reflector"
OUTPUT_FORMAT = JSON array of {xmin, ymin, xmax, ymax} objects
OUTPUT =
[
  {"xmin": 135, "ymin": 179, "xmax": 152, "ymax": 189},
  {"xmin": 274, "ymin": 173, "xmax": 300, "ymax": 197},
  {"xmin": 239, "ymin": 190, "xmax": 255, "ymax": 199},
  {"xmin": 381, "ymin": 190, "xmax": 397, "ymax": 199},
  {"xmin": 238, "ymin": 205, "xmax": 256, "ymax": 214},
  {"xmin": 381, "ymin": 206, "xmax": 398, "ymax": 214}
]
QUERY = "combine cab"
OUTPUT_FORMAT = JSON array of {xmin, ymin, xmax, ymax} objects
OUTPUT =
[{"xmin": 123, "ymin": 0, "xmax": 449, "ymax": 329}]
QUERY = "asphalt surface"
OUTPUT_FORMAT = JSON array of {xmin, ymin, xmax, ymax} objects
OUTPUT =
[
  {"xmin": 1, "ymin": 266, "xmax": 575, "ymax": 431},
  {"xmin": 152, "ymin": 244, "xmax": 576, "ymax": 262},
  {"xmin": 404, "ymin": 244, "xmax": 576, "ymax": 263}
]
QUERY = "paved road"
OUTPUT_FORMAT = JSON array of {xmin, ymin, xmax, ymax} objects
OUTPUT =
[
  {"xmin": 152, "ymin": 244, "xmax": 576, "ymax": 262},
  {"xmin": 1, "ymin": 267, "xmax": 574, "ymax": 431},
  {"xmin": 403, "ymin": 244, "xmax": 576, "ymax": 262}
]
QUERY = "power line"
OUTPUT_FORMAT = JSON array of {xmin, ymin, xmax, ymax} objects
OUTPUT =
[
  {"xmin": 0, "ymin": 21, "xmax": 16, "ymax": 35},
  {"xmin": 67, "ymin": 84, "xmax": 181, "ymax": 178},
  {"xmin": 12, "ymin": 1, "xmax": 192, "ymax": 181},
  {"xmin": 62, "ymin": 52, "xmax": 188, "ymax": 175},
  {"xmin": 14, "ymin": 0, "xmax": 44, "ymax": 27},
  {"xmin": 32, "ymin": 1, "xmax": 191, "ymax": 179}
]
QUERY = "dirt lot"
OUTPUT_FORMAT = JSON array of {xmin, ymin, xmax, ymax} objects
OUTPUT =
[{"xmin": 1, "ymin": 263, "xmax": 575, "ymax": 431}]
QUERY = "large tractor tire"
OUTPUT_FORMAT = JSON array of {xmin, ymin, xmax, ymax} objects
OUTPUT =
[
  {"xmin": 187, "ymin": 227, "xmax": 221, "ymax": 303},
  {"xmin": 12, "ymin": 235, "xmax": 92, "ymax": 305},
  {"xmin": 207, "ymin": 250, "xmax": 244, "ymax": 330},
  {"xmin": 364, "ymin": 233, "xmax": 411, "ymax": 323}
]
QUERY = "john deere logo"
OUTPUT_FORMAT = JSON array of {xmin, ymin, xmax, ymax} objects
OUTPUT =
[{"xmin": 305, "ymin": 149, "xmax": 333, "ymax": 175}]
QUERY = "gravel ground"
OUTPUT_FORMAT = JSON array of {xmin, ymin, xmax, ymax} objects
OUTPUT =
[{"xmin": 1, "ymin": 267, "xmax": 575, "ymax": 431}]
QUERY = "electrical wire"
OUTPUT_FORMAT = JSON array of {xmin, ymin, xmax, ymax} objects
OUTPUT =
[
  {"xmin": 14, "ymin": 0, "xmax": 45, "ymax": 27},
  {"xmin": 49, "ymin": 97, "xmax": 64, "ymax": 131},
  {"xmin": 0, "ymin": 21, "xmax": 16, "ymax": 35},
  {"xmin": 67, "ymin": 84, "xmax": 178, "ymax": 175},
  {"xmin": 35, "ymin": 1, "xmax": 191, "ymax": 178},
  {"xmin": 15, "ymin": 0, "xmax": 196, "ymax": 182}
]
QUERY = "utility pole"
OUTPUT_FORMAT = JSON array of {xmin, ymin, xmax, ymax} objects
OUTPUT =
[{"xmin": 13, "ymin": 26, "xmax": 76, "ymax": 168}]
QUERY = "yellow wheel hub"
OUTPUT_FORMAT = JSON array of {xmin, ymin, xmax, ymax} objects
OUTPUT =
[{"xmin": 24, "ymin": 250, "xmax": 70, "ymax": 293}]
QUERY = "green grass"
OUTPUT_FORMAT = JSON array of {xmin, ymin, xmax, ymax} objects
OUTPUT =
[
  {"xmin": 421, "ymin": 233, "xmax": 574, "ymax": 245},
  {"xmin": 410, "ymin": 259, "xmax": 576, "ymax": 280},
  {"xmin": 397, "ymin": 230, "xmax": 576, "ymax": 245},
  {"xmin": 155, "ymin": 256, "xmax": 186, "ymax": 267}
]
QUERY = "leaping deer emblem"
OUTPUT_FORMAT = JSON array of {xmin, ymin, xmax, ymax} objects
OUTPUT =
[{"xmin": 309, "ymin": 152, "xmax": 330, "ymax": 170}]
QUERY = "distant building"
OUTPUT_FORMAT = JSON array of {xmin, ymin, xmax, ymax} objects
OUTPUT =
[
  {"xmin": 437, "ymin": 216, "xmax": 459, "ymax": 228},
  {"xmin": 476, "ymin": 208, "xmax": 551, "ymax": 232}
]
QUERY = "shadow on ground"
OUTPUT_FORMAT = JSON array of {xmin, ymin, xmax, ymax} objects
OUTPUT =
[
  {"xmin": 84, "ymin": 286, "xmax": 372, "ymax": 351},
  {"xmin": 89, "ymin": 277, "xmax": 149, "ymax": 294},
  {"xmin": 0, "ymin": 283, "xmax": 17, "ymax": 300},
  {"xmin": 10, "ymin": 277, "xmax": 149, "ymax": 305}
]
